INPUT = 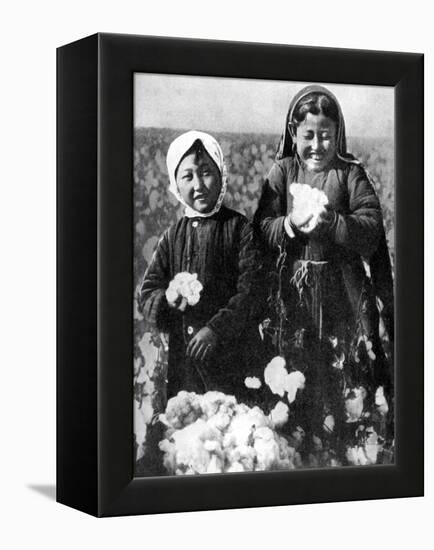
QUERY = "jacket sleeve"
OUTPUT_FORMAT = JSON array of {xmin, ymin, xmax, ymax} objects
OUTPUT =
[
  {"xmin": 138, "ymin": 230, "xmax": 172, "ymax": 332},
  {"xmin": 253, "ymin": 162, "xmax": 290, "ymax": 252},
  {"xmin": 206, "ymin": 219, "xmax": 263, "ymax": 341},
  {"xmin": 331, "ymin": 164, "xmax": 384, "ymax": 258}
]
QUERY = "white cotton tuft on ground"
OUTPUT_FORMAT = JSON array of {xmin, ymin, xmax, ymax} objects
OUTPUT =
[{"xmin": 158, "ymin": 391, "xmax": 296, "ymax": 474}]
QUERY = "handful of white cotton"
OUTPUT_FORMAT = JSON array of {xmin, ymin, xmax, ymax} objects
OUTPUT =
[
  {"xmin": 158, "ymin": 391, "xmax": 296, "ymax": 474},
  {"xmin": 165, "ymin": 272, "xmax": 203, "ymax": 307},
  {"xmin": 289, "ymin": 183, "xmax": 328, "ymax": 232}
]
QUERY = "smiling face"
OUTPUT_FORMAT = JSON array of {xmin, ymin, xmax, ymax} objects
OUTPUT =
[
  {"xmin": 175, "ymin": 147, "xmax": 222, "ymax": 213},
  {"xmin": 292, "ymin": 112, "xmax": 337, "ymax": 172}
]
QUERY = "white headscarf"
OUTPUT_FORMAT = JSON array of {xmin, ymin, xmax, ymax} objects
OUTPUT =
[{"xmin": 166, "ymin": 130, "xmax": 227, "ymax": 218}]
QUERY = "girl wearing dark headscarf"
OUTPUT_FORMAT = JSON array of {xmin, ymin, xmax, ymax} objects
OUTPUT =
[{"xmin": 254, "ymin": 85, "xmax": 394, "ymax": 465}]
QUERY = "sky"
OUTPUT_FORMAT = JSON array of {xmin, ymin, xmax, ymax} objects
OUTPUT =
[{"xmin": 134, "ymin": 73, "xmax": 394, "ymax": 138}]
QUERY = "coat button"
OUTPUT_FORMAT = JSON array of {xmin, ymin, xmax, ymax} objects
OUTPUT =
[
  {"xmin": 192, "ymin": 221, "xmax": 198, "ymax": 228},
  {"xmin": 187, "ymin": 326, "xmax": 194, "ymax": 335}
]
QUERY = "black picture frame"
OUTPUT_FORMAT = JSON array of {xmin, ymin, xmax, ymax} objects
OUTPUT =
[{"xmin": 57, "ymin": 32, "xmax": 424, "ymax": 517}]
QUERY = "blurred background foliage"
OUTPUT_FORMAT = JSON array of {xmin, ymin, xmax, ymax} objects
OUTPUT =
[{"xmin": 134, "ymin": 128, "xmax": 394, "ymax": 298}]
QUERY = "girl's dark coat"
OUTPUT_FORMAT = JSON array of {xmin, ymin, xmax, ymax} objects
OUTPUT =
[
  {"xmin": 254, "ymin": 156, "xmax": 394, "ymax": 337},
  {"xmin": 139, "ymin": 206, "xmax": 264, "ymax": 399}
]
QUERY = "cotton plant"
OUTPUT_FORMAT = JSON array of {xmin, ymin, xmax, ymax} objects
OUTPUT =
[
  {"xmin": 345, "ymin": 425, "xmax": 382, "ymax": 466},
  {"xmin": 165, "ymin": 272, "xmax": 203, "ymax": 307},
  {"xmin": 289, "ymin": 183, "xmax": 329, "ymax": 232},
  {"xmin": 158, "ymin": 391, "xmax": 296, "ymax": 474},
  {"xmin": 134, "ymin": 331, "xmax": 167, "ymax": 460}
]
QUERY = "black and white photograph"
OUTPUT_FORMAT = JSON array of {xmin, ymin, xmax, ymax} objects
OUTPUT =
[
  {"xmin": 133, "ymin": 74, "xmax": 395, "ymax": 477},
  {"xmin": 2, "ymin": 0, "xmax": 429, "ymax": 542}
]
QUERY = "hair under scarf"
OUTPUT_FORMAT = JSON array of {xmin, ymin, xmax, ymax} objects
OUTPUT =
[{"xmin": 166, "ymin": 130, "xmax": 228, "ymax": 218}]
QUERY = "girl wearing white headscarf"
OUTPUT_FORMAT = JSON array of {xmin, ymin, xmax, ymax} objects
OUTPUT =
[{"xmin": 140, "ymin": 131, "xmax": 264, "ymax": 400}]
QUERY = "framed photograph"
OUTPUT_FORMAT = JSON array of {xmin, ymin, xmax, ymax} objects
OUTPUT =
[{"xmin": 57, "ymin": 33, "xmax": 423, "ymax": 517}]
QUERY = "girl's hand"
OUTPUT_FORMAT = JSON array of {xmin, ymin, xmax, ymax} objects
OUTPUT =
[
  {"xmin": 287, "ymin": 211, "xmax": 314, "ymax": 231},
  {"xmin": 186, "ymin": 327, "xmax": 217, "ymax": 362},
  {"xmin": 304, "ymin": 206, "xmax": 336, "ymax": 236},
  {"xmin": 167, "ymin": 293, "xmax": 188, "ymax": 312}
]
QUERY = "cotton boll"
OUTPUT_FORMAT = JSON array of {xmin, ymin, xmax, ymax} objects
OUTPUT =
[
  {"xmin": 235, "ymin": 403, "xmax": 250, "ymax": 416},
  {"xmin": 355, "ymin": 446, "xmax": 369, "ymax": 466},
  {"xmin": 165, "ymin": 281, "xmax": 179, "ymax": 304},
  {"xmin": 164, "ymin": 391, "xmax": 202, "ymax": 429},
  {"xmin": 364, "ymin": 426, "xmax": 380, "ymax": 464},
  {"xmin": 207, "ymin": 410, "xmax": 232, "ymax": 431},
  {"xmin": 225, "ymin": 412, "xmax": 256, "ymax": 447},
  {"xmin": 269, "ymin": 401, "xmax": 289, "ymax": 427},
  {"xmin": 247, "ymin": 406, "xmax": 270, "ymax": 428},
  {"xmin": 200, "ymin": 392, "xmax": 235, "ymax": 419},
  {"xmin": 226, "ymin": 461, "xmax": 245, "ymax": 473},
  {"xmin": 244, "ymin": 376, "xmax": 262, "ymax": 389},
  {"xmin": 264, "ymin": 356, "xmax": 288, "ymax": 397},
  {"xmin": 323, "ymin": 414, "xmax": 335, "ymax": 433},
  {"xmin": 253, "ymin": 427, "xmax": 280, "ymax": 470},
  {"xmin": 203, "ymin": 440, "xmax": 220, "ymax": 452},
  {"xmin": 167, "ymin": 272, "xmax": 203, "ymax": 306},
  {"xmin": 285, "ymin": 371, "xmax": 306, "ymax": 404},
  {"xmin": 275, "ymin": 436, "xmax": 296, "ymax": 470},
  {"xmin": 171, "ymin": 419, "xmax": 222, "ymax": 474},
  {"xmin": 375, "ymin": 386, "xmax": 389, "ymax": 416},
  {"xmin": 344, "ymin": 387, "xmax": 366, "ymax": 423},
  {"xmin": 238, "ymin": 445, "xmax": 256, "ymax": 471},
  {"xmin": 189, "ymin": 279, "xmax": 203, "ymax": 294},
  {"xmin": 159, "ymin": 391, "xmax": 297, "ymax": 474},
  {"xmin": 206, "ymin": 454, "xmax": 224, "ymax": 474},
  {"xmin": 345, "ymin": 446, "xmax": 360, "ymax": 465},
  {"xmin": 186, "ymin": 294, "xmax": 199, "ymax": 306},
  {"xmin": 345, "ymin": 444, "xmax": 371, "ymax": 466}
]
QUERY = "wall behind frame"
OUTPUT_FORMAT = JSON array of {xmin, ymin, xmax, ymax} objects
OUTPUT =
[{"xmin": 2, "ymin": 1, "xmax": 431, "ymax": 548}]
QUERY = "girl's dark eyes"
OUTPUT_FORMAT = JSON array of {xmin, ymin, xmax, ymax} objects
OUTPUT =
[{"xmin": 302, "ymin": 132, "xmax": 332, "ymax": 140}]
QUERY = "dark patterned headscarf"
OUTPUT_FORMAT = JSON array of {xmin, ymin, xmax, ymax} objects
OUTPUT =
[{"xmin": 276, "ymin": 84, "xmax": 357, "ymax": 165}]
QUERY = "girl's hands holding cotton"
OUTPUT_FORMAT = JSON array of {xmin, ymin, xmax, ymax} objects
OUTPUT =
[
  {"xmin": 287, "ymin": 210, "xmax": 314, "ymax": 232},
  {"xmin": 166, "ymin": 293, "xmax": 188, "ymax": 312},
  {"xmin": 309, "ymin": 205, "xmax": 336, "ymax": 235},
  {"xmin": 165, "ymin": 272, "xmax": 203, "ymax": 311},
  {"xmin": 289, "ymin": 183, "xmax": 329, "ymax": 234},
  {"xmin": 187, "ymin": 327, "xmax": 217, "ymax": 362}
]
